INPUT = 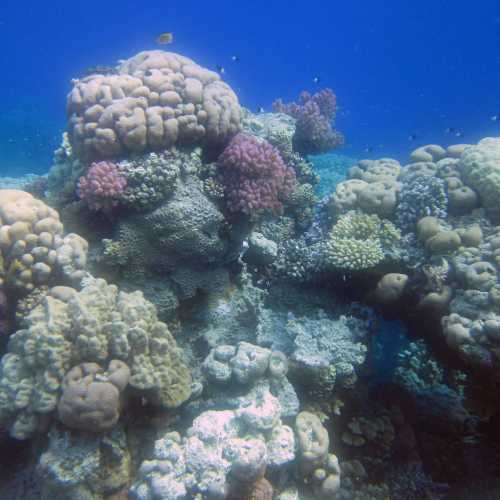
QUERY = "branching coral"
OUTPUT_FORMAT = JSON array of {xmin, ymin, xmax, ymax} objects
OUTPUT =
[
  {"xmin": 217, "ymin": 133, "xmax": 296, "ymax": 216},
  {"xmin": 77, "ymin": 161, "xmax": 127, "ymax": 211},
  {"xmin": 325, "ymin": 213, "xmax": 401, "ymax": 270},
  {"xmin": 273, "ymin": 89, "xmax": 344, "ymax": 155},
  {"xmin": 395, "ymin": 174, "xmax": 448, "ymax": 233}
]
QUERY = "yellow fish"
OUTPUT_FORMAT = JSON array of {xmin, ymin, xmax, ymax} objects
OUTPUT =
[{"xmin": 156, "ymin": 32, "xmax": 173, "ymax": 45}]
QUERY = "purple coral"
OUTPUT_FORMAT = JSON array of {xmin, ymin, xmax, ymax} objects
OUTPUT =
[
  {"xmin": 217, "ymin": 133, "xmax": 296, "ymax": 215},
  {"xmin": 273, "ymin": 88, "xmax": 344, "ymax": 155},
  {"xmin": 77, "ymin": 161, "xmax": 127, "ymax": 211}
]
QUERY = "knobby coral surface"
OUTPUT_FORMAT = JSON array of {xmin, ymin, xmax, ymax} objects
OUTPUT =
[
  {"xmin": 67, "ymin": 50, "xmax": 242, "ymax": 160},
  {"xmin": 217, "ymin": 133, "xmax": 296, "ymax": 215}
]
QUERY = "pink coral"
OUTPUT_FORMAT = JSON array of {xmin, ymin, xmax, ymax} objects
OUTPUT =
[
  {"xmin": 217, "ymin": 133, "xmax": 296, "ymax": 215},
  {"xmin": 77, "ymin": 161, "xmax": 127, "ymax": 211}
]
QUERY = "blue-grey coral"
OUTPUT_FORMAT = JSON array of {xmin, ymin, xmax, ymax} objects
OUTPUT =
[{"xmin": 395, "ymin": 173, "xmax": 448, "ymax": 233}]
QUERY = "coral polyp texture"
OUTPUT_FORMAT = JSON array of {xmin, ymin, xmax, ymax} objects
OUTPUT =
[
  {"xmin": 77, "ymin": 161, "xmax": 127, "ymax": 211},
  {"xmin": 0, "ymin": 277, "xmax": 192, "ymax": 439},
  {"xmin": 325, "ymin": 212, "xmax": 400, "ymax": 270},
  {"xmin": 273, "ymin": 88, "xmax": 344, "ymax": 155},
  {"xmin": 459, "ymin": 137, "xmax": 500, "ymax": 222},
  {"xmin": 217, "ymin": 132, "xmax": 297, "ymax": 215},
  {"xmin": 0, "ymin": 190, "xmax": 88, "ymax": 293},
  {"xmin": 67, "ymin": 50, "xmax": 243, "ymax": 160}
]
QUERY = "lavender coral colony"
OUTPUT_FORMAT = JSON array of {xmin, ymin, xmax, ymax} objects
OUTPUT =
[
  {"xmin": 2, "ymin": 47, "xmax": 500, "ymax": 500},
  {"xmin": 274, "ymin": 88, "xmax": 344, "ymax": 154},
  {"xmin": 217, "ymin": 132, "xmax": 296, "ymax": 216}
]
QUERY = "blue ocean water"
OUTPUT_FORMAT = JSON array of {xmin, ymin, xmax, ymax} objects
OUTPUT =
[{"xmin": 1, "ymin": 0, "xmax": 499, "ymax": 175}]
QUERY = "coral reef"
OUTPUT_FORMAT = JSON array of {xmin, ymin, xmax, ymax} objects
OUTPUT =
[
  {"xmin": 0, "ymin": 278, "xmax": 191, "ymax": 439},
  {"xmin": 273, "ymin": 89, "xmax": 344, "ymax": 154},
  {"xmin": 0, "ymin": 190, "xmax": 88, "ymax": 294},
  {"xmin": 67, "ymin": 50, "xmax": 242, "ymax": 160},
  {"xmin": 217, "ymin": 132, "xmax": 296, "ymax": 215},
  {"xmin": 130, "ymin": 382, "xmax": 294, "ymax": 499},
  {"xmin": 77, "ymin": 161, "xmax": 127, "ymax": 211},
  {"xmin": 325, "ymin": 212, "xmax": 401, "ymax": 270}
]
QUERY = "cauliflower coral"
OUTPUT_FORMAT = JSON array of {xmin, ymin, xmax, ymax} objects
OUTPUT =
[{"xmin": 217, "ymin": 133, "xmax": 296, "ymax": 216}]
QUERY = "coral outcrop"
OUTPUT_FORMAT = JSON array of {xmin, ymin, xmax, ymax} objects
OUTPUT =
[
  {"xmin": 130, "ymin": 383, "xmax": 294, "ymax": 499},
  {"xmin": 273, "ymin": 89, "xmax": 344, "ymax": 155},
  {"xmin": 0, "ymin": 278, "xmax": 191, "ymax": 439},
  {"xmin": 0, "ymin": 190, "xmax": 88, "ymax": 294},
  {"xmin": 217, "ymin": 132, "xmax": 296, "ymax": 216},
  {"xmin": 67, "ymin": 50, "xmax": 242, "ymax": 160}
]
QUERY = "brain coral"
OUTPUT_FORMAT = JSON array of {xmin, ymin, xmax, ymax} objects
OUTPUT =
[
  {"xmin": 460, "ymin": 137, "xmax": 500, "ymax": 221},
  {"xmin": 67, "ymin": 50, "xmax": 242, "ymax": 160},
  {"xmin": 0, "ymin": 190, "xmax": 88, "ymax": 293},
  {"xmin": 0, "ymin": 277, "xmax": 191, "ymax": 439}
]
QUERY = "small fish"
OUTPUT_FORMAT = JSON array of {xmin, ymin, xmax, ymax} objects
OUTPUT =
[
  {"xmin": 216, "ymin": 65, "xmax": 225, "ymax": 74},
  {"xmin": 444, "ymin": 127, "xmax": 455, "ymax": 134},
  {"xmin": 364, "ymin": 146, "xmax": 374, "ymax": 153},
  {"xmin": 455, "ymin": 130, "xmax": 464, "ymax": 137},
  {"xmin": 313, "ymin": 76, "xmax": 320, "ymax": 84},
  {"xmin": 491, "ymin": 115, "xmax": 500, "ymax": 122},
  {"xmin": 231, "ymin": 55, "xmax": 240, "ymax": 62},
  {"xmin": 156, "ymin": 32, "xmax": 173, "ymax": 45},
  {"xmin": 257, "ymin": 106, "xmax": 265, "ymax": 113},
  {"xmin": 408, "ymin": 134, "xmax": 417, "ymax": 141}
]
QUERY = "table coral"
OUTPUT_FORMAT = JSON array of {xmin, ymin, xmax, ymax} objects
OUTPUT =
[{"xmin": 67, "ymin": 50, "xmax": 242, "ymax": 160}]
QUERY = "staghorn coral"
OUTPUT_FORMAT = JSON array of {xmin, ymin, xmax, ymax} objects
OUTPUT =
[
  {"xmin": 325, "ymin": 212, "xmax": 401, "ymax": 270},
  {"xmin": 67, "ymin": 50, "xmax": 242, "ymax": 160},
  {"xmin": 77, "ymin": 161, "xmax": 127, "ymax": 211},
  {"xmin": 217, "ymin": 133, "xmax": 296, "ymax": 216},
  {"xmin": 273, "ymin": 89, "xmax": 344, "ymax": 155},
  {"xmin": 0, "ymin": 277, "xmax": 191, "ymax": 439}
]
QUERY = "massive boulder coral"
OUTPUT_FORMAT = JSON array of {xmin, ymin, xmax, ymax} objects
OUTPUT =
[
  {"xmin": 0, "ymin": 190, "xmax": 88, "ymax": 294},
  {"xmin": 295, "ymin": 411, "xmax": 341, "ymax": 499},
  {"xmin": 67, "ymin": 50, "xmax": 243, "ymax": 160},
  {"xmin": 57, "ymin": 360, "xmax": 130, "ymax": 433},
  {"xmin": 130, "ymin": 382, "xmax": 294, "ymax": 499},
  {"xmin": 0, "ymin": 277, "xmax": 191, "ymax": 439},
  {"xmin": 459, "ymin": 137, "xmax": 500, "ymax": 221}
]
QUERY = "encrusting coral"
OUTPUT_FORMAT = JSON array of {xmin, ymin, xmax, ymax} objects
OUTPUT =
[{"xmin": 0, "ymin": 277, "xmax": 191, "ymax": 439}]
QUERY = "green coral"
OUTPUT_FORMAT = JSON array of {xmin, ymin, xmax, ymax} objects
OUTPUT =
[
  {"xmin": 0, "ymin": 278, "xmax": 192, "ymax": 439},
  {"xmin": 325, "ymin": 213, "xmax": 400, "ymax": 270}
]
